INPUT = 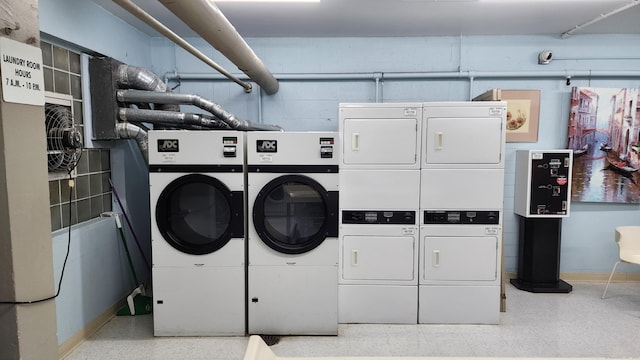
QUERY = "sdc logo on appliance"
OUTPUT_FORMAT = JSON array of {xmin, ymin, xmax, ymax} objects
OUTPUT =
[
  {"xmin": 157, "ymin": 139, "xmax": 179, "ymax": 152},
  {"xmin": 256, "ymin": 140, "xmax": 277, "ymax": 153}
]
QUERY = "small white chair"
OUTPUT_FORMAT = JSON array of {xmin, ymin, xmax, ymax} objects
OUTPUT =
[{"xmin": 601, "ymin": 226, "xmax": 640, "ymax": 299}]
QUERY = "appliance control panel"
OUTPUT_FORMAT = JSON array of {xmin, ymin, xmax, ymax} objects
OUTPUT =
[
  {"xmin": 424, "ymin": 210, "xmax": 499, "ymax": 225},
  {"xmin": 514, "ymin": 150, "xmax": 573, "ymax": 217},
  {"xmin": 222, "ymin": 136, "xmax": 238, "ymax": 157},
  {"xmin": 320, "ymin": 137, "xmax": 335, "ymax": 158},
  {"xmin": 527, "ymin": 152, "xmax": 571, "ymax": 216},
  {"xmin": 342, "ymin": 210, "xmax": 416, "ymax": 224}
]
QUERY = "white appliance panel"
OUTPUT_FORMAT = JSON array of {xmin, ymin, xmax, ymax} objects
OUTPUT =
[
  {"xmin": 341, "ymin": 235, "xmax": 416, "ymax": 281},
  {"xmin": 248, "ymin": 237, "xmax": 338, "ymax": 266},
  {"xmin": 340, "ymin": 169, "xmax": 420, "ymax": 210},
  {"xmin": 420, "ymin": 169, "xmax": 504, "ymax": 210},
  {"xmin": 418, "ymin": 285, "xmax": 500, "ymax": 324},
  {"xmin": 421, "ymin": 235, "xmax": 498, "ymax": 282},
  {"xmin": 149, "ymin": 130, "xmax": 245, "ymax": 166},
  {"xmin": 424, "ymin": 117, "xmax": 503, "ymax": 165},
  {"xmin": 246, "ymin": 131, "xmax": 340, "ymax": 165},
  {"xmin": 153, "ymin": 237, "xmax": 245, "ymax": 268},
  {"xmin": 420, "ymin": 224, "xmax": 502, "ymax": 237},
  {"xmin": 342, "ymin": 118, "xmax": 418, "ymax": 166},
  {"xmin": 339, "ymin": 285, "xmax": 418, "ymax": 324},
  {"xmin": 153, "ymin": 266, "xmax": 245, "ymax": 336},
  {"xmin": 339, "ymin": 224, "xmax": 418, "ymax": 285},
  {"xmin": 248, "ymin": 265, "xmax": 338, "ymax": 335}
]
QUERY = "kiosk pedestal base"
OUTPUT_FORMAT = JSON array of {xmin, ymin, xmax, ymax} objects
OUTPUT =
[
  {"xmin": 511, "ymin": 216, "xmax": 572, "ymax": 294},
  {"xmin": 510, "ymin": 279, "xmax": 572, "ymax": 293}
]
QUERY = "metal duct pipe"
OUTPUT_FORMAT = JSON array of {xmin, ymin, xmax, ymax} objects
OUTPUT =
[
  {"xmin": 118, "ymin": 108, "xmax": 230, "ymax": 129},
  {"xmin": 168, "ymin": 69, "xmax": 640, "ymax": 82},
  {"xmin": 116, "ymin": 122, "xmax": 149, "ymax": 162},
  {"xmin": 117, "ymin": 89, "xmax": 283, "ymax": 131},
  {"xmin": 160, "ymin": 0, "xmax": 279, "ymax": 95},
  {"xmin": 117, "ymin": 64, "xmax": 169, "ymax": 92},
  {"xmin": 112, "ymin": 0, "xmax": 252, "ymax": 93},
  {"xmin": 116, "ymin": 64, "xmax": 180, "ymax": 112}
]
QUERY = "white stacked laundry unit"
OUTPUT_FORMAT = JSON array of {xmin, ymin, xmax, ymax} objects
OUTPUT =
[
  {"xmin": 419, "ymin": 102, "xmax": 506, "ymax": 324},
  {"xmin": 338, "ymin": 103, "xmax": 422, "ymax": 324}
]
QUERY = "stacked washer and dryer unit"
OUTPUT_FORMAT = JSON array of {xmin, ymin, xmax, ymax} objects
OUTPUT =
[
  {"xmin": 338, "ymin": 101, "xmax": 506, "ymax": 324},
  {"xmin": 149, "ymin": 130, "xmax": 246, "ymax": 336},
  {"xmin": 419, "ymin": 102, "xmax": 505, "ymax": 324},
  {"xmin": 338, "ymin": 103, "xmax": 422, "ymax": 324}
]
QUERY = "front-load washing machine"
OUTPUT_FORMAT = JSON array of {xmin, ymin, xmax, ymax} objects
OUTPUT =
[
  {"xmin": 246, "ymin": 131, "xmax": 339, "ymax": 335},
  {"xmin": 149, "ymin": 130, "xmax": 246, "ymax": 336}
]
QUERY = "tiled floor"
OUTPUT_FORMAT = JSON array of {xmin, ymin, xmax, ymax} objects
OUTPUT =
[{"xmin": 64, "ymin": 282, "xmax": 640, "ymax": 360}]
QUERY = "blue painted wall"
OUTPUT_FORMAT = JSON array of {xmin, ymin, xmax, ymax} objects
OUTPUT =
[
  {"xmin": 52, "ymin": 217, "xmax": 135, "ymax": 345},
  {"xmin": 39, "ymin": 0, "xmax": 153, "ymax": 346},
  {"xmin": 151, "ymin": 35, "xmax": 640, "ymax": 275},
  {"xmin": 39, "ymin": 0, "xmax": 152, "ymax": 67}
]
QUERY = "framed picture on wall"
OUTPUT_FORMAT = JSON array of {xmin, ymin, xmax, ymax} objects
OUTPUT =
[
  {"xmin": 567, "ymin": 86, "xmax": 640, "ymax": 203},
  {"xmin": 502, "ymin": 90, "xmax": 540, "ymax": 143}
]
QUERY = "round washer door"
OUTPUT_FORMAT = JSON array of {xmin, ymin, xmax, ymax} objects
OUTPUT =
[
  {"xmin": 156, "ymin": 174, "xmax": 243, "ymax": 255},
  {"xmin": 253, "ymin": 174, "xmax": 338, "ymax": 254}
]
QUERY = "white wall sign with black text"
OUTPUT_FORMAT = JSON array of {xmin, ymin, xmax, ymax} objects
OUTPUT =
[{"xmin": 0, "ymin": 37, "xmax": 45, "ymax": 106}]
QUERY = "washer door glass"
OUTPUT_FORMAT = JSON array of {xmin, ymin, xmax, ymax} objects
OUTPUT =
[
  {"xmin": 254, "ymin": 175, "xmax": 334, "ymax": 254},
  {"xmin": 156, "ymin": 174, "xmax": 236, "ymax": 255}
]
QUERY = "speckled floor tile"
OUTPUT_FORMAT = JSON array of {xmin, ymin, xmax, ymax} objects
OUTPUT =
[{"xmin": 64, "ymin": 282, "xmax": 640, "ymax": 360}]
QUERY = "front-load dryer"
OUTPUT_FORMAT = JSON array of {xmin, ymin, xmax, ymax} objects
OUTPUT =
[
  {"xmin": 419, "ymin": 102, "xmax": 506, "ymax": 325},
  {"xmin": 246, "ymin": 131, "xmax": 339, "ymax": 335},
  {"xmin": 149, "ymin": 130, "xmax": 245, "ymax": 336}
]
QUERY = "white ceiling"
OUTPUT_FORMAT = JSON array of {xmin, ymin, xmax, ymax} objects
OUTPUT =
[{"xmin": 91, "ymin": 0, "xmax": 640, "ymax": 38}]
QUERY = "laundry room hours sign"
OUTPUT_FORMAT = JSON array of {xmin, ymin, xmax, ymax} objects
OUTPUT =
[{"xmin": 0, "ymin": 37, "xmax": 45, "ymax": 106}]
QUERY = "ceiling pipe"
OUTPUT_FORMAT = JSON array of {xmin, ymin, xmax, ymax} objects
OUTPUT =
[
  {"xmin": 561, "ymin": 0, "xmax": 640, "ymax": 39},
  {"xmin": 111, "ymin": 0, "xmax": 252, "ymax": 93},
  {"xmin": 166, "ymin": 69, "xmax": 640, "ymax": 83},
  {"xmin": 160, "ymin": 0, "xmax": 279, "ymax": 95},
  {"xmin": 537, "ymin": 50, "xmax": 640, "ymax": 64}
]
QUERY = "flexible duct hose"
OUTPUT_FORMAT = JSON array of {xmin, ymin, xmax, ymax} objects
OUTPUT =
[
  {"xmin": 116, "ymin": 122, "xmax": 149, "ymax": 162},
  {"xmin": 118, "ymin": 108, "xmax": 230, "ymax": 129},
  {"xmin": 116, "ymin": 65, "xmax": 180, "ymax": 112},
  {"xmin": 116, "ymin": 89, "xmax": 283, "ymax": 131}
]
